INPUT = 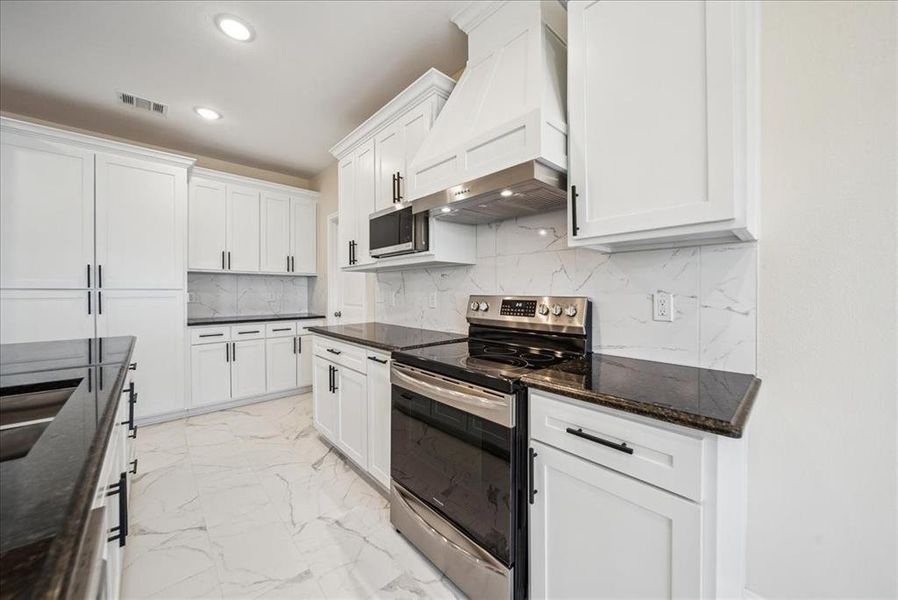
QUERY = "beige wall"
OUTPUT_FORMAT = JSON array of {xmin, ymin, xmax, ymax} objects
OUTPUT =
[
  {"xmin": 748, "ymin": 1, "xmax": 897, "ymax": 597},
  {"xmin": 309, "ymin": 161, "xmax": 339, "ymax": 314},
  {"xmin": 0, "ymin": 110, "xmax": 310, "ymax": 189}
]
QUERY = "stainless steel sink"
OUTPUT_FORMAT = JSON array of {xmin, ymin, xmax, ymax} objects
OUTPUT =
[{"xmin": 0, "ymin": 381, "xmax": 78, "ymax": 462}]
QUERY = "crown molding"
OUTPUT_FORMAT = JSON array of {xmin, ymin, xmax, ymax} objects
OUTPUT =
[
  {"xmin": 0, "ymin": 116, "xmax": 196, "ymax": 169},
  {"xmin": 329, "ymin": 68, "xmax": 456, "ymax": 160},
  {"xmin": 191, "ymin": 166, "xmax": 318, "ymax": 198},
  {"xmin": 451, "ymin": 1, "xmax": 507, "ymax": 33}
]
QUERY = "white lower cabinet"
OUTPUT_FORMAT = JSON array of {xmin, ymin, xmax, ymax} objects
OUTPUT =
[
  {"xmin": 529, "ymin": 390, "xmax": 747, "ymax": 599},
  {"xmin": 298, "ymin": 334, "xmax": 313, "ymax": 387},
  {"xmin": 190, "ymin": 342, "xmax": 231, "ymax": 408},
  {"xmin": 266, "ymin": 336, "xmax": 298, "ymax": 393},
  {"xmin": 311, "ymin": 337, "xmax": 392, "ymax": 489},
  {"xmin": 529, "ymin": 440, "xmax": 701, "ymax": 599},
  {"xmin": 230, "ymin": 338, "xmax": 267, "ymax": 399}
]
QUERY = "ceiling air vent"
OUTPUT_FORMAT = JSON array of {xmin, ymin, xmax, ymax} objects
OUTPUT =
[{"xmin": 117, "ymin": 91, "xmax": 167, "ymax": 116}]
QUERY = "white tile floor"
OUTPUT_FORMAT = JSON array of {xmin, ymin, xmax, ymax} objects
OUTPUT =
[{"xmin": 122, "ymin": 393, "xmax": 465, "ymax": 599}]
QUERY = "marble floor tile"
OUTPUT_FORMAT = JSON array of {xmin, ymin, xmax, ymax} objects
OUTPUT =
[{"xmin": 123, "ymin": 393, "xmax": 464, "ymax": 600}]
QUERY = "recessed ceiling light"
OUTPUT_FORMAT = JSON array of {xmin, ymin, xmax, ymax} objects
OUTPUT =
[
  {"xmin": 215, "ymin": 15, "xmax": 254, "ymax": 42},
  {"xmin": 500, "ymin": 189, "xmax": 513, "ymax": 197},
  {"xmin": 538, "ymin": 229, "xmax": 548, "ymax": 236},
  {"xmin": 195, "ymin": 107, "xmax": 222, "ymax": 121},
  {"xmin": 440, "ymin": 207, "xmax": 452, "ymax": 213}
]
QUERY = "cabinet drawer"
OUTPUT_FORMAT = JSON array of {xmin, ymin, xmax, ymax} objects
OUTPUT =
[
  {"xmin": 297, "ymin": 319, "xmax": 326, "ymax": 333},
  {"xmin": 230, "ymin": 324, "xmax": 265, "ymax": 340},
  {"xmin": 266, "ymin": 322, "xmax": 296, "ymax": 337},
  {"xmin": 190, "ymin": 326, "xmax": 231, "ymax": 345},
  {"xmin": 313, "ymin": 336, "xmax": 366, "ymax": 373},
  {"xmin": 530, "ymin": 390, "xmax": 704, "ymax": 501}
]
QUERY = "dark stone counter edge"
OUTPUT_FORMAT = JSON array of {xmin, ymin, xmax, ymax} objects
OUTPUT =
[
  {"xmin": 305, "ymin": 327, "xmax": 468, "ymax": 352},
  {"xmin": 187, "ymin": 314, "xmax": 326, "ymax": 326},
  {"xmin": 522, "ymin": 376, "xmax": 762, "ymax": 438},
  {"xmin": 30, "ymin": 338, "xmax": 136, "ymax": 600}
]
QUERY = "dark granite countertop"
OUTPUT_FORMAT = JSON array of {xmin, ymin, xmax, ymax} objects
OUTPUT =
[
  {"xmin": 0, "ymin": 336, "xmax": 136, "ymax": 599},
  {"xmin": 521, "ymin": 353, "xmax": 760, "ymax": 438},
  {"xmin": 306, "ymin": 322, "xmax": 468, "ymax": 352},
  {"xmin": 187, "ymin": 312, "xmax": 326, "ymax": 327}
]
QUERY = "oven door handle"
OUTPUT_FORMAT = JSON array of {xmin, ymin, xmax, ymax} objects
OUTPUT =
[
  {"xmin": 392, "ymin": 482, "xmax": 508, "ymax": 576},
  {"xmin": 391, "ymin": 363, "xmax": 514, "ymax": 427}
]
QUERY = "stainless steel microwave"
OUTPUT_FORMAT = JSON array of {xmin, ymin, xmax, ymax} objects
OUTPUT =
[{"xmin": 369, "ymin": 205, "xmax": 429, "ymax": 258}]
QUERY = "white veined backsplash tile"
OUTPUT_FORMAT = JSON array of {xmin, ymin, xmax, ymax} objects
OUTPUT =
[
  {"xmin": 374, "ymin": 209, "xmax": 758, "ymax": 373},
  {"xmin": 188, "ymin": 273, "xmax": 309, "ymax": 319}
]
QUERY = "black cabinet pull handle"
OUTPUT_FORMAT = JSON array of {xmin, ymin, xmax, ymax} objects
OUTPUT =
[
  {"xmin": 199, "ymin": 333, "xmax": 223, "ymax": 338},
  {"xmin": 367, "ymin": 356, "xmax": 388, "ymax": 364},
  {"xmin": 237, "ymin": 330, "xmax": 260, "ymax": 334},
  {"xmin": 87, "ymin": 291, "xmax": 92, "ymax": 315},
  {"xmin": 87, "ymin": 264, "xmax": 91, "ymax": 287},
  {"xmin": 129, "ymin": 426, "xmax": 138, "ymax": 440},
  {"xmin": 232, "ymin": 342, "xmax": 236, "ymax": 361},
  {"xmin": 326, "ymin": 348, "xmax": 341, "ymax": 355},
  {"xmin": 225, "ymin": 343, "xmax": 229, "ymax": 362},
  {"xmin": 98, "ymin": 291, "xmax": 102, "ymax": 315},
  {"xmin": 129, "ymin": 459, "xmax": 138, "ymax": 475},
  {"xmin": 565, "ymin": 427, "xmax": 633, "ymax": 454},
  {"xmin": 298, "ymin": 336, "xmax": 302, "ymax": 354},
  {"xmin": 328, "ymin": 365, "xmax": 333, "ymax": 392},
  {"xmin": 272, "ymin": 327, "xmax": 291, "ymax": 332},
  {"xmin": 392, "ymin": 172, "xmax": 397, "ymax": 203},
  {"xmin": 129, "ymin": 362, "xmax": 137, "ymax": 371},
  {"xmin": 529, "ymin": 447, "xmax": 538, "ymax": 504},
  {"xmin": 222, "ymin": 250, "xmax": 225, "ymax": 270},
  {"xmin": 396, "ymin": 172, "xmax": 403, "ymax": 202},
  {"xmin": 106, "ymin": 472, "xmax": 128, "ymax": 546},
  {"xmin": 98, "ymin": 264, "xmax": 103, "ymax": 288},
  {"xmin": 227, "ymin": 251, "xmax": 231, "ymax": 270},
  {"xmin": 293, "ymin": 336, "xmax": 297, "ymax": 354},
  {"xmin": 570, "ymin": 185, "xmax": 580, "ymax": 236},
  {"xmin": 332, "ymin": 366, "xmax": 338, "ymax": 392}
]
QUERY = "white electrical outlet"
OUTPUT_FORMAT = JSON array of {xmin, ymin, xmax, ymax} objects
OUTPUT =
[
  {"xmin": 653, "ymin": 291, "xmax": 674, "ymax": 322},
  {"xmin": 428, "ymin": 291, "xmax": 437, "ymax": 309}
]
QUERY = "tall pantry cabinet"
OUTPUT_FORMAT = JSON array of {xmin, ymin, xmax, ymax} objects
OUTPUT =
[{"xmin": 0, "ymin": 117, "xmax": 193, "ymax": 420}]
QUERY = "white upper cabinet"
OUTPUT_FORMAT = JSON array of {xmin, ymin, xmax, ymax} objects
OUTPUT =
[
  {"xmin": 188, "ymin": 178, "xmax": 228, "ymax": 270},
  {"xmin": 0, "ymin": 132, "xmax": 94, "ymax": 289},
  {"xmin": 95, "ymin": 153, "xmax": 187, "ymax": 289},
  {"xmin": 567, "ymin": 0, "xmax": 759, "ymax": 251},
  {"xmin": 375, "ymin": 103, "xmax": 433, "ymax": 211},
  {"xmin": 226, "ymin": 186, "xmax": 261, "ymax": 272},
  {"xmin": 290, "ymin": 197, "xmax": 317, "ymax": 275},
  {"xmin": 261, "ymin": 191, "xmax": 291, "ymax": 273},
  {"xmin": 188, "ymin": 168, "xmax": 318, "ymax": 275},
  {"xmin": 337, "ymin": 155, "xmax": 356, "ymax": 269},
  {"xmin": 351, "ymin": 140, "xmax": 376, "ymax": 267}
]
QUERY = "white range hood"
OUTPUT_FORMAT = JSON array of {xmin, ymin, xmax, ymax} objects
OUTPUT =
[{"xmin": 408, "ymin": 1, "xmax": 568, "ymax": 224}]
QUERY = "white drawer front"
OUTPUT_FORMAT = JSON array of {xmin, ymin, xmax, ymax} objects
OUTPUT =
[
  {"xmin": 266, "ymin": 322, "xmax": 297, "ymax": 337},
  {"xmin": 297, "ymin": 319, "xmax": 326, "ymax": 333},
  {"xmin": 190, "ymin": 326, "xmax": 231, "ymax": 345},
  {"xmin": 530, "ymin": 390, "xmax": 704, "ymax": 501},
  {"xmin": 230, "ymin": 324, "xmax": 265, "ymax": 340},
  {"xmin": 313, "ymin": 336, "xmax": 367, "ymax": 373}
]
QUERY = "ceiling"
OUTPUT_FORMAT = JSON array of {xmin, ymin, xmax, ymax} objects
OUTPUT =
[{"xmin": 0, "ymin": 1, "xmax": 468, "ymax": 179}]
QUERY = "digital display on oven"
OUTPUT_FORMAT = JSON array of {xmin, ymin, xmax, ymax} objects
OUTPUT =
[{"xmin": 500, "ymin": 299, "xmax": 537, "ymax": 317}]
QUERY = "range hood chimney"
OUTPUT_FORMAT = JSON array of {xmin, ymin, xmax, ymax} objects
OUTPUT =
[{"xmin": 408, "ymin": 1, "xmax": 568, "ymax": 224}]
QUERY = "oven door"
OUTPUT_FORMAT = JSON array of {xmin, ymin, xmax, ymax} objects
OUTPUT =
[
  {"xmin": 390, "ymin": 363, "xmax": 515, "ymax": 566},
  {"xmin": 369, "ymin": 205, "xmax": 414, "ymax": 258}
]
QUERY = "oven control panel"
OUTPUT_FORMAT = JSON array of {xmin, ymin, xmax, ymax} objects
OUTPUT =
[{"xmin": 466, "ymin": 295, "xmax": 590, "ymax": 335}]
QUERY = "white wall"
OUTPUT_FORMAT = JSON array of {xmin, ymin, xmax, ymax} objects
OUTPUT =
[
  {"xmin": 747, "ymin": 1, "xmax": 897, "ymax": 598},
  {"xmin": 375, "ymin": 209, "xmax": 758, "ymax": 374}
]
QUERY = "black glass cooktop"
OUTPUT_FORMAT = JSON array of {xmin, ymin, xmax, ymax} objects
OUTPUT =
[{"xmin": 393, "ymin": 339, "xmax": 581, "ymax": 393}]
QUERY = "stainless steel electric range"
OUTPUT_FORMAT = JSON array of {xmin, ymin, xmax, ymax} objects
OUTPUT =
[{"xmin": 389, "ymin": 295, "xmax": 591, "ymax": 600}]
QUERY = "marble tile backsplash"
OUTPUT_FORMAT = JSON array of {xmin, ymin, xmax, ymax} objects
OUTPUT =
[
  {"xmin": 187, "ymin": 273, "xmax": 310, "ymax": 319},
  {"xmin": 375, "ymin": 210, "xmax": 758, "ymax": 374}
]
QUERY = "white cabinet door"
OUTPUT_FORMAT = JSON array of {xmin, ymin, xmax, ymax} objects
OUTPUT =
[
  {"xmin": 289, "ymin": 197, "xmax": 316, "ymax": 275},
  {"xmin": 95, "ymin": 154, "xmax": 186, "ymax": 289},
  {"xmin": 374, "ymin": 120, "xmax": 404, "ymax": 211},
  {"xmin": 530, "ymin": 440, "xmax": 701, "ymax": 599},
  {"xmin": 0, "ymin": 132, "xmax": 94, "ymax": 289},
  {"xmin": 351, "ymin": 139, "xmax": 375, "ymax": 267},
  {"xmin": 266, "ymin": 336, "xmax": 297, "ymax": 393},
  {"xmin": 336, "ymin": 365, "xmax": 367, "ymax": 467},
  {"xmin": 365, "ymin": 353, "xmax": 391, "ymax": 488},
  {"xmin": 312, "ymin": 356, "xmax": 338, "ymax": 441},
  {"xmin": 396, "ymin": 103, "xmax": 431, "ymax": 203},
  {"xmin": 230, "ymin": 338, "xmax": 266, "ymax": 399},
  {"xmin": 0, "ymin": 290, "xmax": 94, "ymax": 344},
  {"xmin": 337, "ymin": 155, "xmax": 355, "ymax": 269},
  {"xmin": 261, "ymin": 191, "xmax": 291, "ymax": 273},
  {"xmin": 190, "ymin": 342, "xmax": 231, "ymax": 408},
  {"xmin": 227, "ymin": 186, "xmax": 260, "ymax": 272},
  {"xmin": 188, "ymin": 177, "xmax": 228, "ymax": 270},
  {"xmin": 297, "ymin": 334, "xmax": 313, "ymax": 388},
  {"xmin": 569, "ymin": 0, "xmax": 744, "ymax": 240},
  {"xmin": 97, "ymin": 290, "xmax": 186, "ymax": 419}
]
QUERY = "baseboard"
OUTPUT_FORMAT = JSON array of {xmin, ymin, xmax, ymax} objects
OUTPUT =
[{"xmin": 135, "ymin": 386, "xmax": 312, "ymax": 426}]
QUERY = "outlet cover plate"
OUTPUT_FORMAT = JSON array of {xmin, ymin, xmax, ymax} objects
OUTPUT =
[{"xmin": 653, "ymin": 291, "xmax": 674, "ymax": 322}]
